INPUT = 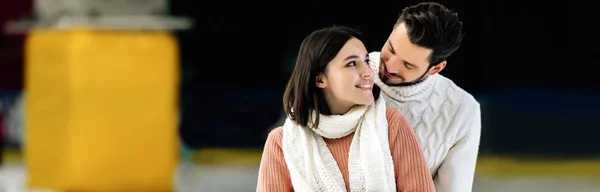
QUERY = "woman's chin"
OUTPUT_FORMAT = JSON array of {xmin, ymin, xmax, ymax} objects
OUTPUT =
[{"xmin": 356, "ymin": 98, "xmax": 375, "ymax": 106}]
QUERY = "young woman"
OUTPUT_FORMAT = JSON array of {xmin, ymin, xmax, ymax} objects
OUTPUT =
[{"xmin": 257, "ymin": 26, "xmax": 434, "ymax": 192}]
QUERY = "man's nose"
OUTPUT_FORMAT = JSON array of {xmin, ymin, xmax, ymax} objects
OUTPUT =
[{"xmin": 385, "ymin": 57, "xmax": 400, "ymax": 74}]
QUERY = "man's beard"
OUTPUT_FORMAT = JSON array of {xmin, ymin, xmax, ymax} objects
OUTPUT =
[{"xmin": 379, "ymin": 62, "xmax": 429, "ymax": 87}]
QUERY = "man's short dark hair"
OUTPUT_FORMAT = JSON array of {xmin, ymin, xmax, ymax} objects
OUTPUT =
[{"xmin": 396, "ymin": 2, "xmax": 464, "ymax": 66}]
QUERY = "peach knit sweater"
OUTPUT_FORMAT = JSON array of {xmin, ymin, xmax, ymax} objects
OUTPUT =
[{"xmin": 257, "ymin": 108, "xmax": 435, "ymax": 192}]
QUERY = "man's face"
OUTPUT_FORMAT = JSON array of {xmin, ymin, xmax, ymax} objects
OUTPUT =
[{"xmin": 379, "ymin": 23, "xmax": 442, "ymax": 86}]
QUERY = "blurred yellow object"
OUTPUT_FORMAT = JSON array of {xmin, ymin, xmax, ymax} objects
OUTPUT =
[
  {"xmin": 476, "ymin": 156, "xmax": 600, "ymax": 178},
  {"xmin": 193, "ymin": 148, "xmax": 263, "ymax": 165},
  {"xmin": 24, "ymin": 28, "xmax": 179, "ymax": 192}
]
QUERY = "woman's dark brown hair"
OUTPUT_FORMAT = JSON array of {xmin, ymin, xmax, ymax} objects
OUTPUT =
[{"xmin": 283, "ymin": 26, "xmax": 367, "ymax": 128}]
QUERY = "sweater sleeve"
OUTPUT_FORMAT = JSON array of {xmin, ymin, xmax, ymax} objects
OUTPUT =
[
  {"xmin": 387, "ymin": 108, "xmax": 436, "ymax": 192},
  {"xmin": 433, "ymin": 102, "xmax": 481, "ymax": 192},
  {"xmin": 256, "ymin": 127, "xmax": 294, "ymax": 192}
]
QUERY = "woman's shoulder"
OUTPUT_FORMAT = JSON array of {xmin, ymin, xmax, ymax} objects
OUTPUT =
[
  {"xmin": 385, "ymin": 108, "xmax": 412, "ymax": 137},
  {"xmin": 265, "ymin": 126, "xmax": 284, "ymax": 146},
  {"xmin": 385, "ymin": 108, "xmax": 405, "ymax": 123}
]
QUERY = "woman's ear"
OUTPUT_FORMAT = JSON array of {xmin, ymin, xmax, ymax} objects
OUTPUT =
[{"xmin": 316, "ymin": 74, "xmax": 327, "ymax": 88}]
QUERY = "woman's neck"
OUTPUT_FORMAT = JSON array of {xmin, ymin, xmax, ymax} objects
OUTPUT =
[{"xmin": 326, "ymin": 99, "xmax": 356, "ymax": 115}]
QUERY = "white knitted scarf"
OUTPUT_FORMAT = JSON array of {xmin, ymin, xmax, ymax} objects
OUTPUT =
[{"xmin": 281, "ymin": 98, "xmax": 396, "ymax": 192}]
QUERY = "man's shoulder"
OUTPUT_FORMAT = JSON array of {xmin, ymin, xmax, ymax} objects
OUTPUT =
[
  {"xmin": 432, "ymin": 75, "xmax": 481, "ymax": 138},
  {"xmin": 369, "ymin": 51, "xmax": 381, "ymax": 58},
  {"xmin": 435, "ymin": 74, "xmax": 479, "ymax": 109},
  {"xmin": 368, "ymin": 51, "xmax": 381, "ymax": 68}
]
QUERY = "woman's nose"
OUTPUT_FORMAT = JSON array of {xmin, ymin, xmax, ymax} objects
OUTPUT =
[{"xmin": 360, "ymin": 65, "xmax": 373, "ymax": 79}]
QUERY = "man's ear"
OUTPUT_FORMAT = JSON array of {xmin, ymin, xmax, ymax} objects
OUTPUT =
[
  {"xmin": 428, "ymin": 60, "xmax": 446, "ymax": 75},
  {"xmin": 316, "ymin": 74, "xmax": 327, "ymax": 88}
]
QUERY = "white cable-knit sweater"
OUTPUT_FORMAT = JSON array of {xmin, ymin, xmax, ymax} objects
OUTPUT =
[{"xmin": 369, "ymin": 52, "xmax": 482, "ymax": 192}]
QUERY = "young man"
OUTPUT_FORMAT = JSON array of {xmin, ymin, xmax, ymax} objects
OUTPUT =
[{"xmin": 370, "ymin": 2, "xmax": 481, "ymax": 192}]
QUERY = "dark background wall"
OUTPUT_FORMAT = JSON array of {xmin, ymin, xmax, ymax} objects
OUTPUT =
[{"xmin": 172, "ymin": 0, "xmax": 598, "ymax": 158}]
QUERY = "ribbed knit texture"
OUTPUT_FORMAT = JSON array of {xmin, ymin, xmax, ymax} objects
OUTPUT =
[{"xmin": 257, "ymin": 108, "xmax": 434, "ymax": 192}]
